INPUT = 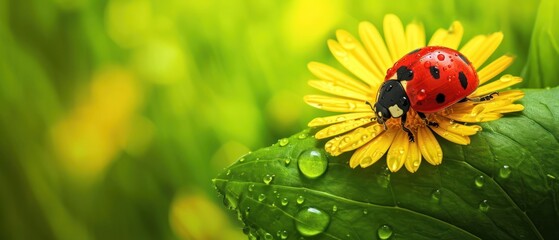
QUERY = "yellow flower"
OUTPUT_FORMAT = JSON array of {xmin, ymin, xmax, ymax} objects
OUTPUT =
[{"xmin": 304, "ymin": 14, "xmax": 524, "ymax": 173}]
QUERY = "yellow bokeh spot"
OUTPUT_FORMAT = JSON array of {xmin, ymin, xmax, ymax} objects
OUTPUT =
[
  {"xmin": 105, "ymin": 0, "xmax": 152, "ymax": 48},
  {"xmin": 266, "ymin": 90, "xmax": 303, "ymax": 132},
  {"xmin": 51, "ymin": 67, "xmax": 143, "ymax": 181},
  {"xmin": 282, "ymin": 0, "xmax": 345, "ymax": 52},
  {"xmin": 131, "ymin": 38, "xmax": 188, "ymax": 85},
  {"xmin": 210, "ymin": 141, "xmax": 250, "ymax": 171},
  {"xmin": 170, "ymin": 192, "xmax": 245, "ymax": 240}
]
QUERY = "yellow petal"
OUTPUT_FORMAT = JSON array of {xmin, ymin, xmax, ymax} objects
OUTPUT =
[
  {"xmin": 444, "ymin": 111, "xmax": 503, "ymax": 123},
  {"xmin": 461, "ymin": 32, "xmax": 503, "ymax": 69},
  {"xmin": 383, "ymin": 14, "xmax": 407, "ymax": 62},
  {"xmin": 359, "ymin": 21, "xmax": 393, "ymax": 73},
  {"xmin": 433, "ymin": 115, "xmax": 482, "ymax": 136},
  {"xmin": 326, "ymin": 124, "xmax": 384, "ymax": 156},
  {"xmin": 315, "ymin": 118, "xmax": 372, "ymax": 139},
  {"xmin": 308, "ymin": 62, "xmax": 371, "ymax": 95},
  {"xmin": 349, "ymin": 126, "xmax": 397, "ymax": 168},
  {"xmin": 308, "ymin": 80, "xmax": 370, "ymax": 101},
  {"xmin": 489, "ymin": 103, "xmax": 524, "ymax": 114},
  {"xmin": 328, "ymin": 40, "xmax": 380, "ymax": 88},
  {"xmin": 459, "ymin": 35, "xmax": 486, "ymax": 63},
  {"xmin": 308, "ymin": 112, "xmax": 374, "ymax": 127},
  {"xmin": 470, "ymin": 75, "xmax": 522, "ymax": 97},
  {"xmin": 338, "ymin": 124, "xmax": 384, "ymax": 152},
  {"xmin": 430, "ymin": 125, "xmax": 471, "ymax": 145},
  {"xmin": 427, "ymin": 21, "xmax": 463, "ymax": 50},
  {"xmin": 417, "ymin": 126, "xmax": 442, "ymax": 165},
  {"xmin": 493, "ymin": 90, "xmax": 525, "ymax": 102},
  {"xmin": 405, "ymin": 21, "xmax": 425, "ymax": 52},
  {"xmin": 304, "ymin": 95, "xmax": 372, "ymax": 112},
  {"xmin": 386, "ymin": 129, "xmax": 409, "ymax": 172},
  {"xmin": 477, "ymin": 55, "xmax": 514, "ymax": 85},
  {"xmin": 404, "ymin": 141, "xmax": 421, "ymax": 173},
  {"xmin": 336, "ymin": 30, "xmax": 385, "ymax": 82}
]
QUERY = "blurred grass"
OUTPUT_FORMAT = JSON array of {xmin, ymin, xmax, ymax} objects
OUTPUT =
[{"xmin": 0, "ymin": 0, "xmax": 551, "ymax": 239}]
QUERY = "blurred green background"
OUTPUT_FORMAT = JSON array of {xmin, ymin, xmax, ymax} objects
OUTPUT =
[{"xmin": 0, "ymin": 0, "xmax": 555, "ymax": 239}]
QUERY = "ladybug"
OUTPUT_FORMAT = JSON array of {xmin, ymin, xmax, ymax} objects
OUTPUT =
[{"xmin": 372, "ymin": 46, "xmax": 493, "ymax": 142}]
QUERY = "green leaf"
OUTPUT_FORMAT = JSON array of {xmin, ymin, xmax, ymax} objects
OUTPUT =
[
  {"xmin": 522, "ymin": 0, "xmax": 559, "ymax": 88},
  {"xmin": 213, "ymin": 87, "xmax": 559, "ymax": 240}
]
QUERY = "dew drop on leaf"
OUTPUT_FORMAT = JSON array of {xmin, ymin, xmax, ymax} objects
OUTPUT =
[
  {"xmin": 294, "ymin": 207, "xmax": 330, "ymax": 237},
  {"xmin": 297, "ymin": 148, "xmax": 328, "ymax": 179},
  {"xmin": 474, "ymin": 175, "xmax": 485, "ymax": 188},
  {"xmin": 279, "ymin": 138, "xmax": 289, "ymax": 146},
  {"xmin": 281, "ymin": 198, "xmax": 288, "ymax": 206},
  {"xmin": 284, "ymin": 158, "xmax": 291, "ymax": 166},
  {"xmin": 431, "ymin": 189, "xmax": 441, "ymax": 203},
  {"xmin": 248, "ymin": 184, "xmax": 255, "ymax": 192},
  {"xmin": 298, "ymin": 133, "xmax": 308, "ymax": 139},
  {"xmin": 499, "ymin": 165, "xmax": 511, "ymax": 178},
  {"xmin": 377, "ymin": 224, "xmax": 393, "ymax": 239},
  {"xmin": 332, "ymin": 205, "xmax": 337, "ymax": 213},
  {"xmin": 263, "ymin": 174, "xmax": 275, "ymax": 185},
  {"xmin": 296, "ymin": 195, "xmax": 305, "ymax": 204},
  {"xmin": 277, "ymin": 230, "xmax": 288, "ymax": 239},
  {"xmin": 363, "ymin": 209, "xmax": 368, "ymax": 215},
  {"xmin": 258, "ymin": 194, "xmax": 266, "ymax": 202},
  {"xmin": 264, "ymin": 232, "xmax": 273, "ymax": 240},
  {"xmin": 479, "ymin": 200, "xmax": 490, "ymax": 212}
]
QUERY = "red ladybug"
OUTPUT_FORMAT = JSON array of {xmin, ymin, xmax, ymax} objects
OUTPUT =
[{"xmin": 372, "ymin": 46, "xmax": 491, "ymax": 142}]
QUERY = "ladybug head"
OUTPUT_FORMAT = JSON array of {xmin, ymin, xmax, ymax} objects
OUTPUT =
[{"xmin": 374, "ymin": 80, "xmax": 410, "ymax": 127}]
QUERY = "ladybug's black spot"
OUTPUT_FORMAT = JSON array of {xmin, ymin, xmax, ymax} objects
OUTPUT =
[
  {"xmin": 429, "ymin": 66, "xmax": 440, "ymax": 79},
  {"xmin": 407, "ymin": 48, "xmax": 420, "ymax": 55},
  {"xmin": 436, "ymin": 93, "xmax": 446, "ymax": 104},
  {"xmin": 459, "ymin": 71, "xmax": 468, "ymax": 89},
  {"xmin": 458, "ymin": 53, "xmax": 470, "ymax": 64},
  {"xmin": 396, "ymin": 66, "xmax": 414, "ymax": 81}
]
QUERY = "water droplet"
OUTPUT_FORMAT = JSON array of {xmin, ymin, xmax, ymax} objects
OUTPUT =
[
  {"xmin": 437, "ymin": 54, "xmax": 445, "ymax": 61},
  {"xmin": 277, "ymin": 230, "xmax": 288, "ymax": 239},
  {"xmin": 239, "ymin": 158, "xmax": 245, "ymax": 162},
  {"xmin": 363, "ymin": 209, "xmax": 368, "ymax": 215},
  {"xmin": 376, "ymin": 167, "xmax": 391, "ymax": 188},
  {"xmin": 285, "ymin": 158, "xmax": 291, "ymax": 166},
  {"xmin": 377, "ymin": 225, "xmax": 393, "ymax": 239},
  {"xmin": 294, "ymin": 207, "xmax": 330, "ymax": 237},
  {"xmin": 298, "ymin": 133, "xmax": 308, "ymax": 139},
  {"xmin": 264, "ymin": 232, "xmax": 274, "ymax": 240},
  {"xmin": 297, "ymin": 195, "xmax": 305, "ymax": 204},
  {"xmin": 423, "ymin": 61, "xmax": 431, "ymax": 68},
  {"xmin": 258, "ymin": 194, "xmax": 266, "ymax": 202},
  {"xmin": 226, "ymin": 169, "xmax": 231, "ymax": 176},
  {"xmin": 281, "ymin": 198, "xmax": 289, "ymax": 206},
  {"xmin": 475, "ymin": 175, "xmax": 485, "ymax": 188},
  {"xmin": 263, "ymin": 174, "xmax": 275, "ymax": 185},
  {"xmin": 499, "ymin": 165, "xmax": 511, "ymax": 178},
  {"xmin": 297, "ymin": 148, "xmax": 328, "ymax": 179},
  {"xmin": 248, "ymin": 184, "xmax": 255, "ymax": 192},
  {"xmin": 332, "ymin": 205, "xmax": 337, "ymax": 213},
  {"xmin": 479, "ymin": 200, "xmax": 490, "ymax": 212},
  {"xmin": 279, "ymin": 138, "xmax": 289, "ymax": 146},
  {"xmin": 431, "ymin": 189, "xmax": 441, "ymax": 203},
  {"xmin": 245, "ymin": 207, "xmax": 251, "ymax": 217},
  {"xmin": 417, "ymin": 89, "xmax": 427, "ymax": 101}
]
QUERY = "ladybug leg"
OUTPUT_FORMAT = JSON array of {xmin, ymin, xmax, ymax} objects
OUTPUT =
[
  {"xmin": 365, "ymin": 101, "xmax": 377, "ymax": 122},
  {"xmin": 467, "ymin": 92, "xmax": 499, "ymax": 102},
  {"xmin": 401, "ymin": 113, "xmax": 415, "ymax": 142},
  {"xmin": 417, "ymin": 112, "xmax": 439, "ymax": 127}
]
